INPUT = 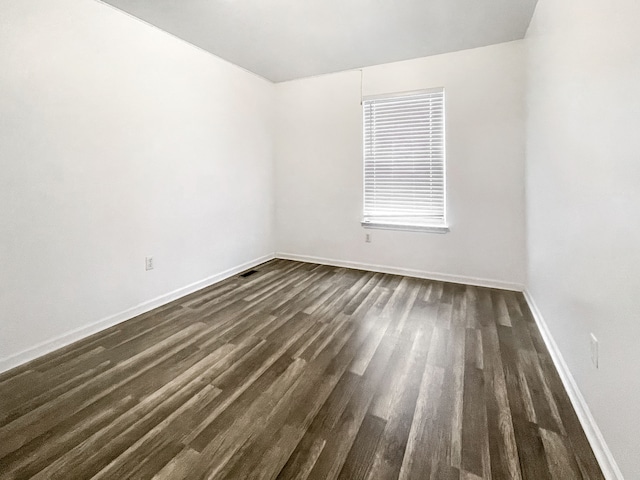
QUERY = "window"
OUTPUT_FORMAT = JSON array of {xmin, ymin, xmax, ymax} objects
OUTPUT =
[{"xmin": 362, "ymin": 88, "xmax": 447, "ymax": 233}]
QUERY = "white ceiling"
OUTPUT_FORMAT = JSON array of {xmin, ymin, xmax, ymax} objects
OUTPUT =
[{"xmin": 99, "ymin": 0, "xmax": 538, "ymax": 83}]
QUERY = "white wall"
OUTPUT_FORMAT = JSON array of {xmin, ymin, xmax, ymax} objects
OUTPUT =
[
  {"xmin": 0, "ymin": 0, "xmax": 275, "ymax": 369},
  {"xmin": 525, "ymin": 0, "xmax": 640, "ymax": 477},
  {"xmin": 275, "ymin": 41, "xmax": 526, "ymax": 289}
]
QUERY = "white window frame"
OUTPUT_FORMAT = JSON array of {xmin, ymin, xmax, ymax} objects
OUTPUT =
[{"xmin": 361, "ymin": 88, "xmax": 448, "ymax": 234}]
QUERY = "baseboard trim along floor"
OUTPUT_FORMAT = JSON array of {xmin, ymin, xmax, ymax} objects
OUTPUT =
[
  {"xmin": 275, "ymin": 252, "xmax": 524, "ymax": 292},
  {"xmin": 523, "ymin": 290, "xmax": 623, "ymax": 480},
  {"xmin": 0, "ymin": 253, "xmax": 275, "ymax": 375}
]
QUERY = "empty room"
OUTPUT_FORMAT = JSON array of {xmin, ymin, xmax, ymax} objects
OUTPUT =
[{"xmin": 1, "ymin": 0, "xmax": 638, "ymax": 478}]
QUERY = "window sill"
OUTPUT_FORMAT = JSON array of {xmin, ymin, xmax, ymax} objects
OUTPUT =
[{"xmin": 361, "ymin": 221, "xmax": 449, "ymax": 234}]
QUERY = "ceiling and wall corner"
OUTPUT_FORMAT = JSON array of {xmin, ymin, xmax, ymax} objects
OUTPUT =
[{"xmin": 98, "ymin": 0, "xmax": 538, "ymax": 82}]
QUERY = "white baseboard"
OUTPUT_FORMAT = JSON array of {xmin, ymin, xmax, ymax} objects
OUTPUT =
[
  {"xmin": 523, "ymin": 290, "xmax": 624, "ymax": 480},
  {"xmin": 0, "ymin": 253, "xmax": 275, "ymax": 375},
  {"xmin": 276, "ymin": 252, "xmax": 524, "ymax": 292}
]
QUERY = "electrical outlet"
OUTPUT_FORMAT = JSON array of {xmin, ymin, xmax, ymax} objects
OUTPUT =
[
  {"xmin": 365, "ymin": 233, "xmax": 371, "ymax": 243},
  {"xmin": 145, "ymin": 256, "xmax": 154, "ymax": 271},
  {"xmin": 590, "ymin": 333, "xmax": 599, "ymax": 368}
]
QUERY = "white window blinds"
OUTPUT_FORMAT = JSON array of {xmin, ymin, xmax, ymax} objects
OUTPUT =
[{"xmin": 362, "ymin": 88, "xmax": 447, "ymax": 232}]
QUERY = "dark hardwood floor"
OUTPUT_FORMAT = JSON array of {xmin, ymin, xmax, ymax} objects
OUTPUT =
[{"xmin": 0, "ymin": 259, "xmax": 604, "ymax": 479}]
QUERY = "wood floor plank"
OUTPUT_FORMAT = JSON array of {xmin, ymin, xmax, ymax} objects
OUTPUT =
[
  {"xmin": 215, "ymin": 310, "xmax": 374, "ymax": 479},
  {"xmin": 449, "ymin": 324, "xmax": 467, "ymax": 470},
  {"xmin": 480, "ymin": 320, "xmax": 523, "ymax": 480},
  {"xmin": 187, "ymin": 359, "xmax": 307, "ymax": 479},
  {"xmin": 0, "ymin": 394, "xmax": 137, "ymax": 479},
  {"xmin": 539, "ymin": 427, "xmax": 583, "ymax": 480},
  {"xmin": 337, "ymin": 414, "xmax": 386, "ymax": 480},
  {"xmin": 397, "ymin": 364, "xmax": 444, "ymax": 480},
  {"xmin": 0, "ymin": 260, "xmax": 605, "ymax": 480},
  {"xmin": 366, "ymin": 326, "xmax": 431, "ymax": 479},
  {"xmin": 302, "ymin": 341, "xmax": 394, "ymax": 479},
  {"xmin": 461, "ymin": 362, "xmax": 491, "ymax": 479}
]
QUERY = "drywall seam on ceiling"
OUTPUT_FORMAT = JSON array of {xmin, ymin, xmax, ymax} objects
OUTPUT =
[
  {"xmin": 276, "ymin": 253, "xmax": 524, "ymax": 292},
  {"xmin": 0, "ymin": 253, "xmax": 275, "ymax": 375},
  {"xmin": 523, "ymin": 290, "xmax": 624, "ymax": 480}
]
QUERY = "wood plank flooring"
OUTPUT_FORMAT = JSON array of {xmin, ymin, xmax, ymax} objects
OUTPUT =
[{"xmin": 0, "ymin": 259, "xmax": 604, "ymax": 479}]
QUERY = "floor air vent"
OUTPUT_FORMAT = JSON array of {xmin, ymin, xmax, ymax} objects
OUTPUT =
[{"xmin": 239, "ymin": 269, "xmax": 258, "ymax": 278}]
